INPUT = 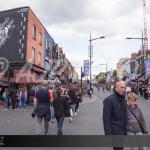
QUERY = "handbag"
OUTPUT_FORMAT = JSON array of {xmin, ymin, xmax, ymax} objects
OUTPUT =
[
  {"xmin": 65, "ymin": 107, "xmax": 71, "ymax": 117},
  {"xmin": 130, "ymin": 109, "xmax": 145, "ymax": 134}
]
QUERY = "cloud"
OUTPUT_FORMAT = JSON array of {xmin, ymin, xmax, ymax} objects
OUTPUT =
[{"xmin": 0, "ymin": 0, "xmax": 150, "ymax": 77}]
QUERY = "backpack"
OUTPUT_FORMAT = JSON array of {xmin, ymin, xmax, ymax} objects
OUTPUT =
[{"xmin": 21, "ymin": 92, "xmax": 26, "ymax": 99}]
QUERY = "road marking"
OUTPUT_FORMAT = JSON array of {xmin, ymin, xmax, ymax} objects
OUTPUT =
[
  {"xmin": 7, "ymin": 121, "xmax": 10, "ymax": 123},
  {"xmin": 14, "ymin": 119, "xmax": 17, "ymax": 120},
  {"xmin": 27, "ymin": 115, "xmax": 29, "ymax": 116}
]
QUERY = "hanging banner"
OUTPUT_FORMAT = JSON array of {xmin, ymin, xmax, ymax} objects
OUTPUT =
[
  {"xmin": 144, "ymin": 59, "xmax": 150, "ymax": 77},
  {"xmin": 83, "ymin": 60, "xmax": 89, "ymax": 76}
]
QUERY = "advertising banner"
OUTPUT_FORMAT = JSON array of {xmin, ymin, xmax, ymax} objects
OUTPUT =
[
  {"xmin": 83, "ymin": 60, "xmax": 89, "ymax": 76},
  {"xmin": 145, "ymin": 59, "xmax": 150, "ymax": 77}
]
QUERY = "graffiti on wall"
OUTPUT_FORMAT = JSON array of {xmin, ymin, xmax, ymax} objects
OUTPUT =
[{"xmin": 0, "ymin": 17, "xmax": 15, "ymax": 47}]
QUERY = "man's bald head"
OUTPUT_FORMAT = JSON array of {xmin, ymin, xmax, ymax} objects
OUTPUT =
[{"xmin": 115, "ymin": 81, "xmax": 126, "ymax": 95}]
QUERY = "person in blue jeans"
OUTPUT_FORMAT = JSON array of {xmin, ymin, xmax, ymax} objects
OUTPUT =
[
  {"xmin": 53, "ymin": 87, "xmax": 68, "ymax": 135},
  {"xmin": 20, "ymin": 88, "xmax": 27, "ymax": 111},
  {"xmin": 2, "ymin": 89, "xmax": 8, "ymax": 110}
]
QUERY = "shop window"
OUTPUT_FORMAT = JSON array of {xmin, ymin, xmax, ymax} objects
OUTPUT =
[
  {"xmin": 39, "ymin": 33, "xmax": 42, "ymax": 45},
  {"xmin": 38, "ymin": 52, "xmax": 41, "ymax": 65}
]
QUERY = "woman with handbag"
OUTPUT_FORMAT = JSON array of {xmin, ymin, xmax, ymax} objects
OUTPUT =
[
  {"xmin": 127, "ymin": 92, "xmax": 148, "ymax": 150},
  {"xmin": 53, "ymin": 87, "xmax": 68, "ymax": 136}
]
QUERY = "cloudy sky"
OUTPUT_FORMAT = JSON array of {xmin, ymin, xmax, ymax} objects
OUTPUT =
[{"xmin": 1, "ymin": 0, "xmax": 150, "ymax": 77}]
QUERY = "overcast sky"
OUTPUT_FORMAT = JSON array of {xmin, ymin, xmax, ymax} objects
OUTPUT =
[{"xmin": 0, "ymin": 0, "xmax": 150, "ymax": 77}]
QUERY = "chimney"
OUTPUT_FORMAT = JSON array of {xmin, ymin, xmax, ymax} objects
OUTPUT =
[{"xmin": 131, "ymin": 52, "xmax": 138, "ymax": 59}]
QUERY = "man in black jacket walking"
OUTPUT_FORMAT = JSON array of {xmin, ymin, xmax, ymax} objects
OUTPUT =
[{"xmin": 103, "ymin": 81, "xmax": 127, "ymax": 150}]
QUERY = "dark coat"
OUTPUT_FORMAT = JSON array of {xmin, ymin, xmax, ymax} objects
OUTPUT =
[
  {"xmin": 103, "ymin": 91, "xmax": 127, "ymax": 135},
  {"xmin": 31, "ymin": 103, "xmax": 51, "ymax": 121}
]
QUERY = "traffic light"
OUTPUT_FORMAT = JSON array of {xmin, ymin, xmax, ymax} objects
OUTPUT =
[
  {"xmin": 81, "ymin": 71, "xmax": 84, "ymax": 78},
  {"xmin": 9, "ymin": 68, "xmax": 14, "ymax": 78}
]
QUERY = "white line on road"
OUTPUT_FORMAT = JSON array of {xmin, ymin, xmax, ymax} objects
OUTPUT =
[{"xmin": 7, "ymin": 121, "xmax": 10, "ymax": 123}]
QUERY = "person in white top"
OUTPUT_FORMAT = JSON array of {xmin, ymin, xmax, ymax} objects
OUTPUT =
[
  {"xmin": 126, "ymin": 85, "xmax": 131, "ymax": 95},
  {"xmin": 111, "ymin": 84, "xmax": 114, "ymax": 93}
]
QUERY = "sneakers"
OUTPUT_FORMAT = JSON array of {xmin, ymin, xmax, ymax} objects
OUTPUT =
[
  {"xmin": 51, "ymin": 119, "xmax": 55, "ymax": 123},
  {"xmin": 69, "ymin": 118, "xmax": 73, "ymax": 123},
  {"xmin": 75, "ymin": 112, "xmax": 77, "ymax": 116},
  {"xmin": 24, "ymin": 109, "xmax": 26, "ymax": 111},
  {"xmin": 20, "ymin": 109, "xmax": 23, "ymax": 111},
  {"xmin": 15, "ymin": 109, "xmax": 17, "ymax": 110}
]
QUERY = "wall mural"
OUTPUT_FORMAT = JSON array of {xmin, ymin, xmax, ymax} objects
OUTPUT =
[
  {"xmin": 0, "ymin": 7, "xmax": 28, "ymax": 61},
  {"xmin": 0, "ymin": 17, "xmax": 15, "ymax": 47}
]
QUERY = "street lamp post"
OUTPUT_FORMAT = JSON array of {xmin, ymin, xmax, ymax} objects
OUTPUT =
[
  {"xmin": 89, "ymin": 33, "xmax": 105, "ymax": 98},
  {"xmin": 126, "ymin": 32, "xmax": 145, "ymax": 87},
  {"xmin": 100, "ymin": 63, "xmax": 107, "ymax": 82}
]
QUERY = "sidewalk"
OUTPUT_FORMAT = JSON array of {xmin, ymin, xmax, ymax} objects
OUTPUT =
[{"xmin": 80, "ymin": 94, "xmax": 97, "ymax": 105}]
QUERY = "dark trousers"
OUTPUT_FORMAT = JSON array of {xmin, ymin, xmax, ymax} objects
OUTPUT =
[
  {"xmin": 75, "ymin": 102, "xmax": 79, "ymax": 112},
  {"xmin": 56, "ymin": 114, "xmax": 65, "ymax": 135},
  {"xmin": 11, "ymin": 97, "xmax": 15, "ymax": 109}
]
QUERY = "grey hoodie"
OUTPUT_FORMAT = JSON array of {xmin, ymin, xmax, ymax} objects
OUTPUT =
[{"xmin": 127, "ymin": 104, "xmax": 148, "ymax": 134}]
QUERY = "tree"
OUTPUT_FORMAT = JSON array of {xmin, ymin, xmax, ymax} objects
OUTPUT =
[{"xmin": 113, "ymin": 70, "xmax": 117, "ymax": 77}]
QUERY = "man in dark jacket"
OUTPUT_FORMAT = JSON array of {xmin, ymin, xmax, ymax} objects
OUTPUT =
[
  {"xmin": 32, "ymin": 82, "xmax": 53, "ymax": 135},
  {"xmin": 103, "ymin": 81, "xmax": 127, "ymax": 150}
]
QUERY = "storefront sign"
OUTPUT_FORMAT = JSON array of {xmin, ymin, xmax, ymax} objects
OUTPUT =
[{"xmin": 145, "ymin": 59, "xmax": 150, "ymax": 77}]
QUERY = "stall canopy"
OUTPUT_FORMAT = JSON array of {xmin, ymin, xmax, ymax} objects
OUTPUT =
[{"xmin": 137, "ymin": 76, "xmax": 150, "ymax": 81}]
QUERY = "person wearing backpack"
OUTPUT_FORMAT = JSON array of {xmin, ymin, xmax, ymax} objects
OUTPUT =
[
  {"xmin": 2, "ymin": 89, "xmax": 9, "ymax": 110},
  {"xmin": 20, "ymin": 88, "xmax": 27, "ymax": 111}
]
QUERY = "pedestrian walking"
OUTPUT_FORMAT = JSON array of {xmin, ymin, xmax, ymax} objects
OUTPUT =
[
  {"xmin": 28, "ymin": 87, "xmax": 35, "ymax": 107},
  {"xmin": 103, "ymin": 81, "xmax": 127, "ymax": 150},
  {"xmin": 31, "ymin": 82, "xmax": 53, "ymax": 135},
  {"xmin": 14, "ymin": 89, "xmax": 20, "ymax": 110},
  {"xmin": 127, "ymin": 92, "xmax": 148, "ymax": 150},
  {"xmin": 53, "ymin": 87, "xmax": 68, "ymax": 135},
  {"xmin": 75, "ymin": 90, "xmax": 82, "ymax": 116},
  {"xmin": 20, "ymin": 87, "xmax": 27, "ymax": 111},
  {"xmin": 9, "ymin": 87, "xmax": 15, "ymax": 109},
  {"xmin": 126, "ymin": 85, "xmax": 131, "ymax": 95},
  {"xmin": 2, "ymin": 88, "xmax": 9, "ymax": 110},
  {"xmin": 67, "ymin": 87, "xmax": 76, "ymax": 123}
]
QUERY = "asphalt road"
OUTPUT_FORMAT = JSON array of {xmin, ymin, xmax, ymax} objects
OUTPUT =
[{"xmin": 0, "ymin": 88, "xmax": 150, "ymax": 150}]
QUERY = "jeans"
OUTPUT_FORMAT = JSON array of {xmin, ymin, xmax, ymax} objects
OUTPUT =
[
  {"xmin": 15, "ymin": 100, "xmax": 20, "ymax": 109},
  {"xmin": 56, "ymin": 114, "xmax": 65, "ymax": 135},
  {"xmin": 36, "ymin": 116, "xmax": 49, "ymax": 135},
  {"xmin": 3, "ymin": 98, "xmax": 8, "ymax": 109},
  {"xmin": 30, "ymin": 96, "xmax": 34, "ymax": 106},
  {"xmin": 51, "ymin": 108, "xmax": 55, "ymax": 120},
  {"xmin": 20, "ymin": 98, "xmax": 26, "ymax": 109},
  {"xmin": 127, "ymin": 131, "xmax": 146, "ymax": 150}
]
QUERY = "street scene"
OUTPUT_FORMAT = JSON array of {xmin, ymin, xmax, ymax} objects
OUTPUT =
[
  {"xmin": 0, "ymin": 88, "xmax": 150, "ymax": 150},
  {"xmin": 0, "ymin": 0, "xmax": 150, "ymax": 150}
]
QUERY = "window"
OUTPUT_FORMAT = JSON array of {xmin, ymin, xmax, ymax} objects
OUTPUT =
[
  {"xmin": 39, "ymin": 33, "xmax": 42, "ymax": 45},
  {"xmin": 32, "ymin": 25, "xmax": 36, "ymax": 39},
  {"xmin": 46, "ymin": 39, "xmax": 49, "ymax": 50},
  {"xmin": 38, "ymin": 52, "xmax": 41, "ymax": 64},
  {"xmin": 32, "ymin": 48, "xmax": 35, "ymax": 62}
]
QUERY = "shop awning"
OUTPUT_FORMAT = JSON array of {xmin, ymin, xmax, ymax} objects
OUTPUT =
[
  {"xmin": 137, "ymin": 76, "xmax": 150, "ymax": 81},
  {"xmin": 0, "ymin": 70, "xmax": 42, "ymax": 84}
]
